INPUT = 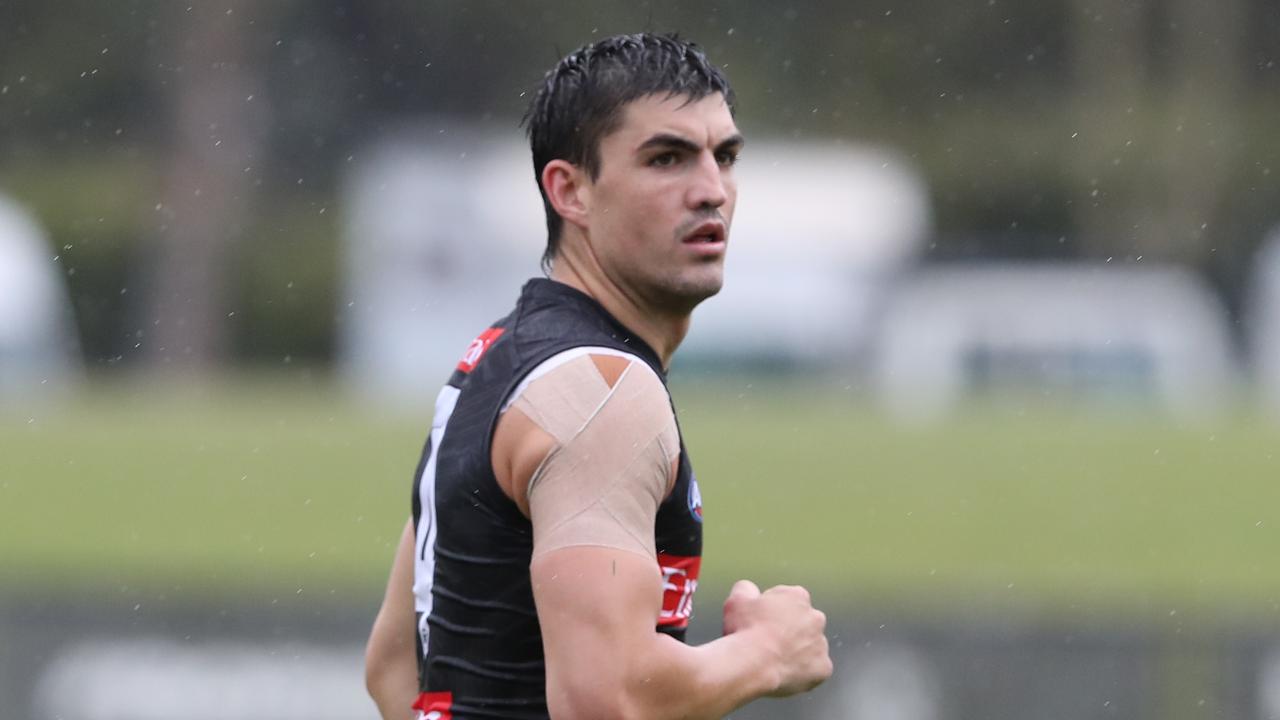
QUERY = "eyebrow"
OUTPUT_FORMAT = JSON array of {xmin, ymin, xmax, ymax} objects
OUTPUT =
[{"xmin": 637, "ymin": 132, "xmax": 746, "ymax": 155}]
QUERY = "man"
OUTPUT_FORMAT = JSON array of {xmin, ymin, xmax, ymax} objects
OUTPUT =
[{"xmin": 365, "ymin": 33, "xmax": 832, "ymax": 720}]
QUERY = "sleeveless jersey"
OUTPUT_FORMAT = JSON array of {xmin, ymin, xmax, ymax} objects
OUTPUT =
[{"xmin": 410, "ymin": 278, "xmax": 704, "ymax": 720}]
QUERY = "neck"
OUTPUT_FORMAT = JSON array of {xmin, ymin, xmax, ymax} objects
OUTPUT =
[{"xmin": 548, "ymin": 256, "xmax": 690, "ymax": 370}]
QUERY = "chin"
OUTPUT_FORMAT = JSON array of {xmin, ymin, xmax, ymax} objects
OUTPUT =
[{"xmin": 660, "ymin": 273, "xmax": 724, "ymax": 312}]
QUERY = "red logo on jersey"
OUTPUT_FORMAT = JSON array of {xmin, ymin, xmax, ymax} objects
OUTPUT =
[
  {"xmin": 412, "ymin": 691, "xmax": 453, "ymax": 720},
  {"xmin": 456, "ymin": 327, "xmax": 504, "ymax": 373},
  {"xmin": 657, "ymin": 552, "xmax": 701, "ymax": 628}
]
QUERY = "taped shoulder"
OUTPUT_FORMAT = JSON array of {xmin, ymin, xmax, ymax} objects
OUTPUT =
[{"xmin": 515, "ymin": 355, "xmax": 679, "ymax": 559}]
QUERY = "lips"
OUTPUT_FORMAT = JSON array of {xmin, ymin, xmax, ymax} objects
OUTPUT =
[{"xmin": 682, "ymin": 220, "xmax": 726, "ymax": 246}]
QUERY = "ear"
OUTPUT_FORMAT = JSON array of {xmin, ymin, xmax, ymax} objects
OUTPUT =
[{"xmin": 541, "ymin": 159, "xmax": 591, "ymax": 231}]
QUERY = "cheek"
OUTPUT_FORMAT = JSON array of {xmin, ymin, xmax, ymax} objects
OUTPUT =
[
  {"xmin": 615, "ymin": 191, "xmax": 670, "ymax": 235},
  {"xmin": 627, "ymin": 185, "xmax": 670, "ymax": 216},
  {"xmin": 596, "ymin": 179, "xmax": 681, "ymax": 252}
]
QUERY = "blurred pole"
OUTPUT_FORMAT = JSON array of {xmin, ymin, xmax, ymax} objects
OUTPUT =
[{"xmin": 144, "ymin": 2, "xmax": 266, "ymax": 371}]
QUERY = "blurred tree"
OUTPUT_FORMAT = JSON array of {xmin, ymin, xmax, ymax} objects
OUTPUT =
[
  {"xmin": 1, "ymin": 0, "xmax": 1276, "ymax": 366},
  {"xmin": 143, "ymin": 2, "xmax": 268, "ymax": 370},
  {"xmin": 1069, "ymin": 0, "xmax": 1151, "ymax": 257},
  {"xmin": 1070, "ymin": 0, "xmax": 1246, "ymax": 264},
  {"xmin": 1156, "ymin": 0, "xmax": 1246, "ymax": 262}
]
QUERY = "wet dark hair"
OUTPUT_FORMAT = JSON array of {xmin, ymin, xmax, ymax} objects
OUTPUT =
[{"xmin": 522, "ymin": 33, "xmax": 735, "ymax": 272}]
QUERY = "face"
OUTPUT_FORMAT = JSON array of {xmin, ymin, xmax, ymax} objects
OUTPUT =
[{"xmin": 581, "ymin": 93, "xmax": 742, "ymax": 314}]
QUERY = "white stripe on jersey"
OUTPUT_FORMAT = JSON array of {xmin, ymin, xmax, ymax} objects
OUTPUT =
[{"xmin": 413, "ymin": 384, "xmax": 461, "ymax": 653}]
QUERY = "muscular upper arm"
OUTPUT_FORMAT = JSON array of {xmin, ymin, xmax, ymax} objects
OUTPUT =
[
  {"xmin": 532, "ymin": 546, "xmax": 671, "ymax": 719},
  {"xmin": 492, "ymin": 352, "xmax": 682, "ymax": 716}
]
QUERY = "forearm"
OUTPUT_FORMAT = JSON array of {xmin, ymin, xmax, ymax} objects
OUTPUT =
[
  {"xmin": 535, "ymin": 552, "xmax": 827, "ymax": 720},
  {"xmin": 629, "ymin": 629, "xmax": 779, "ymax": 720},
  {"xmin": 366, "ymin": 647, "xmax": 418, "ymax": 720},
  {"xmin": 547, "ymin": 620, "xmax": 779, "ymax": 720},
  {"xmin": 366, "ymin": 519, "xmax": 419, "ymax": 720}
]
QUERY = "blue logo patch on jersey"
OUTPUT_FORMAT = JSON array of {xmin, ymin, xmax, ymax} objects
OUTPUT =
[{"xmin": 688, "ymin": 475, "xmax": 703, "ymax": 523}]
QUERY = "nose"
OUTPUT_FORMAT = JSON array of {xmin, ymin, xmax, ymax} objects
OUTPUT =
[{"xmin": 687, "ymin": 151, "xmax": 729, "ymax": 210}]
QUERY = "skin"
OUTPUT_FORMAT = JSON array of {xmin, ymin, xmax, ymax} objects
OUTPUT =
[
  {"xmin": 364, "ymin": 519, "xmax": 418, "ymax": 720},
  {"xmin": 365, "ymin": 92, "xmax": 832, "ymax": 720},
  {"xmin": 544, "ymin": 93, "xmax": 745, "ymax": 362}
]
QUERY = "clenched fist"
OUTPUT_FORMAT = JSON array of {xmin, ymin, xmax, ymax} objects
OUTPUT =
[{"xmin": 722, "ymin": 580, "xmax": 833, "ymax": 696}]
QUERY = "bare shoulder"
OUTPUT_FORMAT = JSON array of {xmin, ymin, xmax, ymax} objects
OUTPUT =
[{"xmin": 491, "ymin": 403, "xmax": 556, "ymax": 518}]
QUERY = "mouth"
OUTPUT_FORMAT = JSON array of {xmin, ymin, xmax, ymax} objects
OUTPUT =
[{"xmin": 681, "ymin": 220, "xmax": 727, "ymax": 247}]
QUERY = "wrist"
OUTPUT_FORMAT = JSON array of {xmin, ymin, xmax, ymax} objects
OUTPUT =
[{"xmin": 716, "ymin": 625, "xmax": 783, "ymax": 697}]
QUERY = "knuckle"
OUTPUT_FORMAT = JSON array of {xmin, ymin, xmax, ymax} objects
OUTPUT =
[{"xmin": 779, "ymin": 584, "xmax": 807, "ymax": 600}]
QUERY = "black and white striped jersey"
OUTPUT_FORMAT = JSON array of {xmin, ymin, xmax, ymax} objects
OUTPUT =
[{"xmin": 410, "ymin": 278, "xmax": 704, "ymax": 720}]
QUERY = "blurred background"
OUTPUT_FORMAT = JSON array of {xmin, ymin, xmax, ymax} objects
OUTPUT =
[{"xmin": 3, "ymin": 1, "xmax": 1280, "ymax": 718}]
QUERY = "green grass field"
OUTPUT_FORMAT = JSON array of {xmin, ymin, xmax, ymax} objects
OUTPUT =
[{"xmin": 4, "ymin": 373, "xmax": 1279, "ymax": 623}]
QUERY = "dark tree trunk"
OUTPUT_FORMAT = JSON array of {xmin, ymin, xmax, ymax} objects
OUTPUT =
[{"xmin": 144, "ymin": 2, "xmax": 265, "ymax": 371}]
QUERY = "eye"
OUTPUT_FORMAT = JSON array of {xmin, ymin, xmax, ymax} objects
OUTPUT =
[
  {"xmin": 715, "ymin": 150, "xmax": 740, "ymax": 167},
  {"xmin": 649, "ymin": 152, "xmax": 679, "ymax": 167}
]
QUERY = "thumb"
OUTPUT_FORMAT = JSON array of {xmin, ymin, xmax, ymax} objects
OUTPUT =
[{"xmin": 728, "ymin": 579, "xmax": 761, "ymax": 601}]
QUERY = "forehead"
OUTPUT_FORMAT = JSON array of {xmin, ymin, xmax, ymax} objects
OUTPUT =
[{"xmin": 607, "ymin": 93, "xmax": 738, "ymax": 149}]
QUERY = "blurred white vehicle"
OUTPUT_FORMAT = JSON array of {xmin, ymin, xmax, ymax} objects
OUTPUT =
[
  {"xmin": 0, "ymin": 193, "xmax": 81, "ymax": 404},
  {"xmin": 338, "ymin": 126, "xmax": 930, "ymax": 403},
  {"xmin": 874, "ymin": 263, "xmax": 1236, "ymax": 422}
]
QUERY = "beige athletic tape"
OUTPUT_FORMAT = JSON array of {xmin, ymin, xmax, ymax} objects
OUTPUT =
[
  {"xmin": 512, "ymin": 355, "xmax": 679, "ymax": 559},
  {"xmin": 512, "ymin": 355, "xmax": 613, "ymax": 443},
  {"xmin": 501, "ymin": 346, "xmax": 638, "ymax": 413}
]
